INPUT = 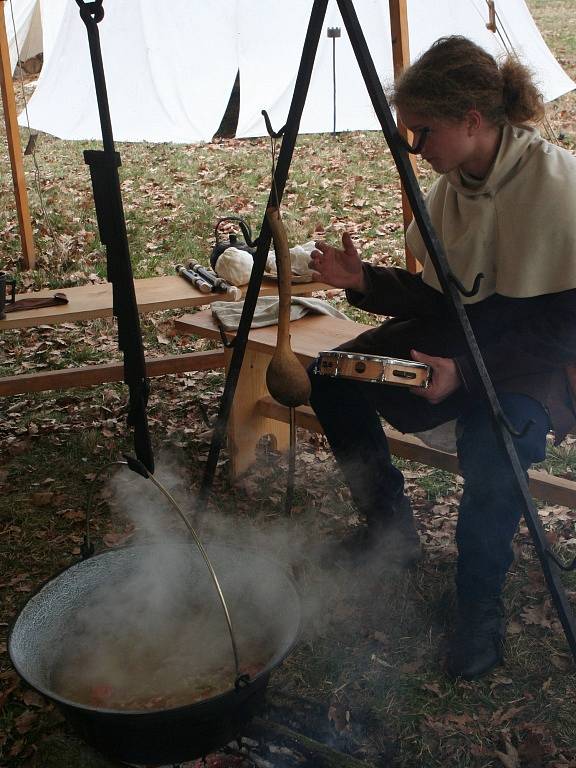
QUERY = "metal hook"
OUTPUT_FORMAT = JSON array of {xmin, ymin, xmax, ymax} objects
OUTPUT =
[
  {"xmin": 448, "ymin": 271, "xmax": 484, "ymax": 298},
  {"xmin": 496, "ymin": 412, "xmax": 535, "ymax": 439},
  {"xmin": 75, "ymin": 0, "xmax": 104, "ymax": 24},
  {"xmin": 215, "ymin": 319, "xmax": 235, "ymax": 349},
  {"xmin": 261, "ymin": 110, "xmax": 286, "ymax": 139}
]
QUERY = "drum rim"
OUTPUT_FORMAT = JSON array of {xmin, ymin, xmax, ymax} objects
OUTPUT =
[{"xmin": 317, "ymin": 350, "xmax": 429, "ymax": 370}]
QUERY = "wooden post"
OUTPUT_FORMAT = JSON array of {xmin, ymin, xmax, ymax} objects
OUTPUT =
[
  {"xmin": 226, "ymin": 347, "xmax": 289, "ymax": 479},
  {"xmin": 388, "ymin": 0, "xmax": 419, "ymax": 273},
  {"xmin": 0, "ymin": 0, "xmax": 36, "ymax": 269}
]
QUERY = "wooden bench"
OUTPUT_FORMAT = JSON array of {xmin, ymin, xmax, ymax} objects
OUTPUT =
[
  {"xmin": 0, "ymin": 276, "xmax": 327, "ymax": 396},
  {"xmin": 175, "ymin": 309, "xmax": 576, "ymax": 508}
]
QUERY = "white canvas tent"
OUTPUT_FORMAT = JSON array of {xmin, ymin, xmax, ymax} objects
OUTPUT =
[
  {"xmin": 5, "ymin": 0, "xmax": 576, "ymax": 143},
  {"xmin": 6, "ymin": 0, "xmax": 66, "ymax": 70},
  {"xmin": 6, "ymin": 0, "xmax": 41, "ymax": 65}
]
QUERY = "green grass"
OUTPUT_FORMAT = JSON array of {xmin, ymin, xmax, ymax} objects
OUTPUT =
[{"xmin": 540, "ymin": 440, "xmax": 576, "ymax": 480}]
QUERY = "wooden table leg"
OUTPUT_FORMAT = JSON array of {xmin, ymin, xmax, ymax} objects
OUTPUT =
[{"xmin": 226, "ymin": 347, "xmax": 289, "ymax": 479}]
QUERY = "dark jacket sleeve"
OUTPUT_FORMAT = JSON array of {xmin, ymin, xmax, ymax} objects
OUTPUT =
[
  {"xmin": 455, "ymin": 289, "xmax": 576, "ymax": 394},
  {"xmin": 345, "ymin": 263, "xmax": 449, "ymax": 319}
]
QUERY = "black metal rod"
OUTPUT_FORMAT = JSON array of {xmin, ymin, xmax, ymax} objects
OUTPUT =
[
  {"xmin": 284, "ymin": 407, "xmax": 297, "ymax": 516},
  {"xmin": 76, "ymin": 1, "xmax": 114, "ymax": 154},
  {"xmin": 199, "ymin": 0, "xmax": 330, "ymax": 502},
  {"xmin": 332, "ymin": 36, "xmax": 337, "ymax": 134},
  {"xmin": 335, "ymin": 0, "xmax": 576, "ymax": 660},
  {"xmin": 77, "ymin": 2, "xmax": 154, "ymax": 473}
]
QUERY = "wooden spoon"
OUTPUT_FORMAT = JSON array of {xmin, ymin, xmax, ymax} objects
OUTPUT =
[{"xmin": 265, "ymin": 206, "xmax": 311, "ymax": 408}]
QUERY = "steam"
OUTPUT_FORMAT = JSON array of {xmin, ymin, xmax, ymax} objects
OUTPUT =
[
  {"xmin": 51, "ymin": 453, "xmax": 415, "ymax": 711},
  {"xmin": 104, "ymin": 452, "xmax": 415, "ymax": 634}
]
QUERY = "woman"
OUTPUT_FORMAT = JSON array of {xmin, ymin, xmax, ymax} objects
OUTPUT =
[{"xmin": 308, "ymin": 36, "xmax": 576, "ymax": 679}]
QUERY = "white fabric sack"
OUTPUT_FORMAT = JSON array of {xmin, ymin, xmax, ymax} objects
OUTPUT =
[
  {"xmin": 214, "ymin": 247, "xmax": 254, "ymax": 286},
  {"xmin": 266, "ymin": 241, "xmax": 316, "ymax": 277}
]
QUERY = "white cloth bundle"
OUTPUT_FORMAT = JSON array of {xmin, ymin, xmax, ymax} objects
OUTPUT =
[
  {"xmin": 214, "ymin": 247, "xmax": 255, "ymax": 286},
  {"xmin": 266, "ymin": 241, "xmax": 317, "ymax": 278},
  {"xmin": 214, "ymin": 241, "xmax": 317, "ymax": 286}
]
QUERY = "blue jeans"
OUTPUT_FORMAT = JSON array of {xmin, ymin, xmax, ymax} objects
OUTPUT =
[{"xmin": 309, "ymin": 367, "xmax": 550, "ymax": 602}]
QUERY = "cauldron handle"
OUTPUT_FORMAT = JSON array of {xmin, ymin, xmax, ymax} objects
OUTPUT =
[{"xmin": 82, "ymin": 458, "xmax": 244, "ymax": 686}]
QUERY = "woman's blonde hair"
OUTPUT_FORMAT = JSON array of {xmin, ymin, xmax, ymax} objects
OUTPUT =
[{"xmin": 391, "ymin": 36, "xmax": 545, "ymax": 126}]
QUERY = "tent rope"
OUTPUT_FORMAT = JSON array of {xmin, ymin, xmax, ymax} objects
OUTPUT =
[
  {"xmin": 7, "ymin": 0, "xmax": 64, "ymax": 263},
  {"xmin": 480, "ymin": 0, "xmax": 560, "ymax": 144}
]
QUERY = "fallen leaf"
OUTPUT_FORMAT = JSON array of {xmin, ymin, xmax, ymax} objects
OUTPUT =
[
  {"xmin": 399, "ymin": 659, "xmax": 424, "ymax": 674},
  {"xmin": 550, "ymin": 654, "xmax": 572, "ymax": 671},
  {"xmin": 328, "ymin": 701, "xmax": 351, "ymax": 733},
  {"xmin": 372, "ymin": 630, "xmax": 390, "ymax": 648},
  {"xmin": 490, "ymin": 674, "xmax": 514, "ymax": 689},
  {"xmin": 496, "ymin": 736, "xmax": 520, "ymax": 768},
  {"xmin": 30, "ymin": 491, "xmax": 55, "ymax": 506},
  {"xmin": 422, "ymin": 682, "xmax": 444, "ymax": 698},
  {"xmin": 14, "ymin": 710, "xmax": 37, "ymax": 734},
  {"xmin": 491, "ymin": 705, "xmax": 526, "ymax": 726},
  {"xmin": 21, "ymin": 690, "xmax": 45, "ymax": 708},
  {"xmin": 0, "ymin": 680, "xmax": 20, "ymax": 708},
  {"xmin": 9, "ymin": 739, "xmax": 24, "ymax": 757},
  {"xmin": 518, "ymin": 729, "xmax": 549, "ymax": 767},
  {"xmin": 521, "ymin": 602, "xmax": 553, "ymax": 629},
  {"xmin": 103, "ymin": 529, "xmax": 134, "ymax": 548}
]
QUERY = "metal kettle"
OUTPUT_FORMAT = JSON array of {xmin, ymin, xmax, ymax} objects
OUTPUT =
[{"xmin": 210, "ymin": 216, "xmax": 256, "ymax": 270}]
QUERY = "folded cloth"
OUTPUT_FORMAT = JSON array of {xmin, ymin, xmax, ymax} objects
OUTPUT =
[{"xmin": 211, "ymin": 295, "xmax": 350, "ymax": 332}]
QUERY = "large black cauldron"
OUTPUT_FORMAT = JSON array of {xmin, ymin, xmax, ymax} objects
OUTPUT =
[{"xmin": 9, "ymin": 542, "xmax": 300, "ymax": 766}]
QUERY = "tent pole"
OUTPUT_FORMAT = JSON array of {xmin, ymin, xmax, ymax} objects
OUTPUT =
[
  {"xmin": 388, "ymin": 0, "xmax": 419, "ymax": 274},
  {"xmin": 0, "ymin": 0, "xmax": 35, "ymax": 270}
]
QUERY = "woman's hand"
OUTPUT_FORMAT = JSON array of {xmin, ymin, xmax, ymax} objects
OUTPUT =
[
  {"xmin": 309, "ymin": 232, "xmax": 366, "ymax": 292},
  {"xmin": 410, "ymin": 349, "xmax": 461, "ymax": 404}
]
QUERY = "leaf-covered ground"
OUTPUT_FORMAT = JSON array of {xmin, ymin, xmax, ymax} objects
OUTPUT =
[{"xmin": 1, "ymin": 2, "xmax": 576, "ymax": 767}]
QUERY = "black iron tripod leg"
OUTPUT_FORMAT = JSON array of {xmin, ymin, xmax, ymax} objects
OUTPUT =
[{"xmin": 199, "ymin": 0, "xmax": 331, "ymax": 504}]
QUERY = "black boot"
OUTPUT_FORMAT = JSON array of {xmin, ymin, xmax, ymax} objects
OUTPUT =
[
  {"xmin": 383, "ymin": 493, "xmax": 422, "ymax": 568},
  {"xmin": 330, "ymin": 494, "xmax": 422, "ymax": 568},
  {"xmin": 446, "ymin": 597, "xmax": 505, "ymax": 680}
]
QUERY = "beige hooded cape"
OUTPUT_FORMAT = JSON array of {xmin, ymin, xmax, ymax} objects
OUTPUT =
[{"xmin": 406, "ymin": 125, "xmax": 576, "ymax": 304}]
